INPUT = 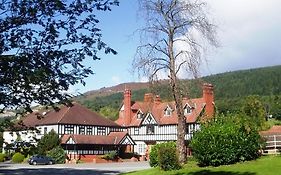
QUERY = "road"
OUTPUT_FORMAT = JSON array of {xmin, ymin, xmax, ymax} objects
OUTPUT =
[{"xmin": 0, "ymin": 161, "xmax": 150, "ymax": 175}]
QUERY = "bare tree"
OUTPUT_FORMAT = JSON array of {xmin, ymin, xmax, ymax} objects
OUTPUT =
[{"xmin": 133, "ymin": 0, "xmax": 218, "ymax": 164}]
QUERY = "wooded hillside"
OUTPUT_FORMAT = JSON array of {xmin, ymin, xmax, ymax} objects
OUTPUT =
[{"xmin": 76, "ymin": 65, "xmax": 281, "ymax": 120}]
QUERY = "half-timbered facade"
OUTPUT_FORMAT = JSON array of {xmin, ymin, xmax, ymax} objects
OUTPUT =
[
  {"xmin": 115, "ymin": 83, "xmax": 214, "ymax": 156},
  {"xmin": 3, "ymin": 103, "xmax": 134, "ymax": 161}
]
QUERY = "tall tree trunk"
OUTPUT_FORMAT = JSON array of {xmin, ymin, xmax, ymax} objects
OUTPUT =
[
  {"xmin": 170, "ymin": 77, "xmax": 187, "ymax": 164},
  {"xmin": 169, "ymin": 32, "xmax": 187, "ymax": 164}
]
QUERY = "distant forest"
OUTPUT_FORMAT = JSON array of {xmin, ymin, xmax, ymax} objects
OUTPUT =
[{"xmin": 77, "ymin": 65, "xmax": 281, "ymax": 121}]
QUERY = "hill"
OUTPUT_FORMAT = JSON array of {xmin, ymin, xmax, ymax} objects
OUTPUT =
[{"xmin": 76, "ymin": 65, "xmax": 281, "ymax": 120}]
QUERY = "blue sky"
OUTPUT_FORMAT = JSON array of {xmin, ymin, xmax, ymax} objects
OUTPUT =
[{"xmin": 70, "ymin": 0, "xmax": 281, "ymax": 94}]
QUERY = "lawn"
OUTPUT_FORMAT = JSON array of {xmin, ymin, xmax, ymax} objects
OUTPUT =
[{"xmin": 123, "ymin": 155, "xmax": 281, "ymax": 175}]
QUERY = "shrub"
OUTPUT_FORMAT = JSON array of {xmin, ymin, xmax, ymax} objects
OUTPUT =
[
  {"xmin": 191, "ymin": 114, "xmax": 264, "ymax": 166},
  {"xmin": 149, "ymin": 142, "xmax": 181, "ymax": 171},
  {"xmin": 158, "ymin": 143, "xmax": 181, "ymax": 171},
  {"xmin": 12, "ymin": 152, "xmax": 25, "ymax": 163},
  {"xmin": 37, "ymin": 129, "xmax": 60, "ymax": 155},
  {"xmin": 149, "ymin": 144, "xmax": 161, "ymax": 167},
  {"xmin": 47, "ymin": 146, "xmax": 66, "ymax": 164},
  {"xmin": 0, "ymin": 153, "xmax": 5, "ymax": 162},
  {"xmin": 102, "ymin": 151, "xmax": 118, "ymax": 160}
]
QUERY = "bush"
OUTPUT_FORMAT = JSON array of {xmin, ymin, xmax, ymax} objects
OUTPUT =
[
  {"xmin": 149, "ymin": 142, "xmax": 181, "ymax": 171},
  {"xmin": 47, "ymin": 146, "xmax": 66, "ymax": 164},
  {"xmin": 158, "ymin": 143, "xmax": 181, "ymax": 171},
  {"xmin": 12, "ymin": 152, "xmax": 25, "ymax": 163},
  {"xmin": 149, "ymin": 144, "xmax": 161, "ymax": 167},
  {"xmin": 191, "ymin": 114, "xmax": 264, "ymax": 166},
  {"xmin": 0, "ymin": 153, "xmax": 5, "ymax": 162},
  {"xmin": 102, "ymin": 151, "xmax": 118, "ymax": 160},
  {"xmin": 37, "ymin": 129, "xmax": 60, "ymax": 155}
]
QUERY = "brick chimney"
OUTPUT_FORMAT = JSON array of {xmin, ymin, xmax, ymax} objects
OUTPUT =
[
  {"xmin": 203, "ymin": 83, "xmax": 214, "ymax": 117},
  {"xmin": 154, "ymin": 95, "xmax": 161, "ymax": 105},
  {"xmin": 144, "ymin": 93, "xmax": 153, "ymax": 103},
  {"xmin": 124, "ymin": 89, "xmax": 132, "ymax": 126}
]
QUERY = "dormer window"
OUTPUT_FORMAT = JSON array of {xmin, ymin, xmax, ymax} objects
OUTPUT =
[
  {"xmin": 184, "ymin": 104, "xmax": 192, "ymax": 115},
  {"xmin": 137, "ymin": 111, "xmax": 143, "ymax": 119},
  {"xmin": 164, "ymin": 106, "xmax": 173, "ymax": 116}
]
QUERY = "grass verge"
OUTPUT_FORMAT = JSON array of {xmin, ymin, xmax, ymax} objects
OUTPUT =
[{"xmin": 122, "ymin": 155, "xmax": 281, "ymax": 175}]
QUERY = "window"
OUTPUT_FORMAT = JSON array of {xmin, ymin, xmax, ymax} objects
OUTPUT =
[
  {"xmin": 97, "ymin": 127, "xmax": 106, "ymax": 135},
  {"xmin": 164, "ymin": 106, "xmax": 172, "ymax": 116},
  {"xmin": 86, "ymin": 126, "xmax": 92, "ymax": 135},
  {"xmin": 79, "ymin": 126, "xmax": 85, "ymax": 135},
  {"xmin": 137, "ymin": 112, "xmax": 143, "ymax": 119},
  {"xmin": 137, "ymin": 143, "xmax": 147, "ymax": 155},
  {"xmin": 147, "ymin": 125, "xmax": 155, "ymax": 135},
  {"xmin": 44, "ymin": 127, "xmax": 47, "ymax": 134},
  {"xmin": 184, "ymin": 106, "xmax": 192, "ymax": 115},
  {"xmin": 64, "ymin": 125, "xmax": 74, "ymax": 134},
  {"xmin": 134, "ymin": 127, "xmax": 139, "ymax": 135},
  {"xmin": 190, "ymin": 124, "xmax": 195, "ymax": 133}
]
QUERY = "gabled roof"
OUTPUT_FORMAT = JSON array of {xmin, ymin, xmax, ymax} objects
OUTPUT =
[
  {"xmin": 18, "ymin": 103, "xmax": 119, "ymax": 128},
  {"xmin": 116, "ymin": 97, "xmax": 206, "ymax": 127},
  {"xmin": 60, "ymin": 132, "xmax": 135, "ymax": 145}
]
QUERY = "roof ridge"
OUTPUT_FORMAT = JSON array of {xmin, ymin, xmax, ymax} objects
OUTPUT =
[{"xmin": 57, "ymin": 105, "xmax": 71, "ymax": 123}]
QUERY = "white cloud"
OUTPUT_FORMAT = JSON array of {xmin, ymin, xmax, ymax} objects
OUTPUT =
[{"xmin": 201, "ymin": 0, "xmax": 281, "ymax": 75}]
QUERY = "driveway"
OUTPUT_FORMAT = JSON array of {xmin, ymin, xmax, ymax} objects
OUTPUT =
[{"xmin": 0, "ymin": 161, "xmax": 150, "ymax": 175}]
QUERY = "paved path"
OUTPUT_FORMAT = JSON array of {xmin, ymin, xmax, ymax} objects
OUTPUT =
[{"xmin": 0, "ymin": 161, "xmax": 150, "ymax": 175}]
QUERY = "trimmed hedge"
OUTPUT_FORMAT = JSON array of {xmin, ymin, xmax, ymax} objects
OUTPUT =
[
  {"xmin": 12, "ymin": 152, "xmax": 25, "ymax": 163},
  {"xmin": 191, "ymin": 114, "xmax": 264, "ymax": 166}
]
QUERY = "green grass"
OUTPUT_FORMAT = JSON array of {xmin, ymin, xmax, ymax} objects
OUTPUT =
[{"xmin": 123, "ymin": 156, "xmax": 281, "ymax": 175}]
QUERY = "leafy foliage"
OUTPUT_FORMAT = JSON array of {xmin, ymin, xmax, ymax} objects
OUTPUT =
[
  {"xmin": 149, "ymin": 143, "xmax": 161, "ymax": 167},
  {"xmin": 149, "ymin": 142, "xmax": 181, "ymax": 171},
  {"xmin": 37, "ymin": 129, "xmax": 60, "ymax": 155},
  {"xmin": 99, "ymin": 106, "xmax": 119, "ymax": 121},
  {"xmin": 0, "ymin": 0, "xmax": 119, "ymax": 112},
  {"xmin": 47, "ymin": 146, "xmax": 66, "ymax": 164},
  {"xmin": 242, "ymin": 96, "xmax": 267, "ymax": 130},
  {"xmin": 102, "ymin": 151, "xmax": 118, "ymax": 160},
  {"xmin": 12, "ymin": 152, "xmax": 25, "ymax": 163},
  {"xmin": 0, "ymin": 153, "xmax": 5, "ymax": 162},
  {"xmin": 191, "ymin": 114, "xmax": 264, "ymax": 166},
  {"xmin": 158, "ymin": 142, "xmax": 181, "ymax": 171}
]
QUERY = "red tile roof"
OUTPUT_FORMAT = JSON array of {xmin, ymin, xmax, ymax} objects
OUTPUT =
[
  {"xmin": 61, "ymin": 132, "xmax": 134, "ymax": 145},
  {"xmin": 116, "ymin": 97, "xmax": 206, "ymax": 127},
  {"xmin": 260, "ymin": 125, "xmax": 281, "ymax": 135},
  {"xmin": 19, "ymin": 103, "xmax": 119, "ymax": 128}
]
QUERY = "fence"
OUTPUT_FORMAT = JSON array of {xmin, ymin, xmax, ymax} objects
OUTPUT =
[{"xmin": 262, "ymin": 135, "xmax": 281, "ymax": 154}]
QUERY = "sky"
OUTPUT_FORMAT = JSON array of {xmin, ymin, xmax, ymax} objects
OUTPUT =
[{"xmin": 70, "ymin": 0, "xmax": 281, "ymax": 94}]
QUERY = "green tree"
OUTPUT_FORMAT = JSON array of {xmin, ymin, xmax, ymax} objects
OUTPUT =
[
  {"xmin": 47, "ymin": 146, "xmax": 66, "ymax": 164},
  {"xmin": 37, "ymin": 129, "xmax": 60, "ymax": 155},
  {"xmin": 0, "ymin": 132, "xmax": 3, "ymax": 151},
  {"xmin": 242, "ymin": 95, "xmax": 266, "ymax": 130},
  {"xmin": 0, "ymin": 0, "xmax": 119, "ymax": 113},
  {"xmin": 191, "ymin": 114, "xmax": 263, "ymax": 167},
  {"xmin": 99, "ymin": 106, "xmax": 119, "ymax": 121}
]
